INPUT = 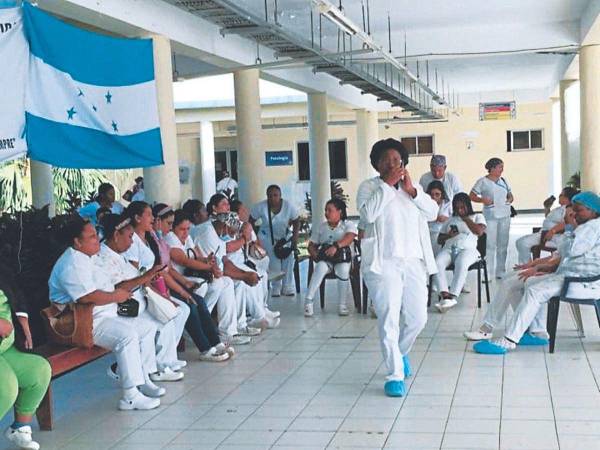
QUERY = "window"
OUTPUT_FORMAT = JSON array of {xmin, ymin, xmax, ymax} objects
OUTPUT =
[
  {"xmin": 506, "ymin": 129, "xmax": 544, "ymax": 152},
  {"xmin": 296, "ymin": 140, "xmax": 348, "ymax": 181},
  {"xmin": 400, "ymin": 135, "xmax": 434, "ymax": 156}
]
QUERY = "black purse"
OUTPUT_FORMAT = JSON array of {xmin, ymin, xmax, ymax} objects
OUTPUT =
[
  {"xmin": 183, "ymin": 248, "xmax": 214, "ymax": 282},
  {"xmin": 117, "ymin": 298, "xmax": 139, "ymax": 317},
  {"xmin": 268, "ymin": 208, "xmax": 293, "ymax": 260},
  {"xmin": 316, "ymin": 244, "xmax": 352, "ymax": 264}
]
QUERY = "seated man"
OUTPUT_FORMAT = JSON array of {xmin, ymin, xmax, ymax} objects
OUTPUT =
[
  {"xmin": 516, "ymin": 187, "xmax": 579, "ymax": 264},
  {"xmin": 472, "ymin": 192, "xmax": 600, "ymax": 354}
]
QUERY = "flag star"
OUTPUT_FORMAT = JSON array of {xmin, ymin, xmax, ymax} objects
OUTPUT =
[
  {"xmin": 111, "ymin": 121, "xmax": 118, "ymax": 132},
  {"xmin": 105, "ymin": 91, "xmax": 112, "ymax": 103},
  {"xmin": 92, "ymin": 105, "xmax": 98, "ymax": 112},
  {"xmin": 77, "ymin": 88, "xmax": 84, "ymax": 97},
  {"xmin": 67, "ymin": 107, "xmax": 76, "ymax": 120}
]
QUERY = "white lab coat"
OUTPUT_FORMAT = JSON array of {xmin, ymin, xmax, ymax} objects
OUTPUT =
[
  {"xmin": 357, "ymin": 177, "xmax": 438, "ymax": 381},
  {"xmin": 49, "ymin": 247, "xmax": 158, "ymax": 389},
  {"xmin": 428, "ymin": 200, "xmax": 453, "ymax": 255}
]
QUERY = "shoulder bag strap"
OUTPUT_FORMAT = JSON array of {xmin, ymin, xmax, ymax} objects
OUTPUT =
[{"xmin": 268, "ymin": 206, "xmax": 276, "ymax": 246}]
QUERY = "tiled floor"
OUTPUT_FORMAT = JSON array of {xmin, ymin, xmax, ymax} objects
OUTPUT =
[{"xmin": 1, "ymin": 215, "xmax": 600, "ymax": 449}]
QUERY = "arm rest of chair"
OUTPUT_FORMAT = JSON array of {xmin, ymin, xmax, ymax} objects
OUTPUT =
[{"xmin": 560, "ymin": 274, "xmax": 600, "ymax": 299}]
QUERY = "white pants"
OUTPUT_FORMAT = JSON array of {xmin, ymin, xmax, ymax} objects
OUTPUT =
[
  {"xmin": 486, "ymin": 216, "xmax": 511, "ymax": 278},
  {"xmin": 234, "ymin": 278, "xmax": 266, "ymax": 324},
  {"xmin": 429, "ymin": 230, "xmax": 442, "ymax": 256},
  {"xmin": 93, "ymin": 314, "xmax": 157, "ymax": 389},
  {"xmin": 192, "ymin": 276, "xmax": 239, "ymax": 337},
  {"xmin": 263, "ymin": 239, "xmax": 295, "ymax": 293},
  {"xmin": 482, "ymin": 271, "xmax": 547, "ymax": 334},
  {"xmin": 305, "ymin": 261, "xmax": 351, "ymax": 306},
  {"xmin": 363, "ymin": 257, "xmax": 428, "ymax": 382},
  {"xmin": 148, "ymin": 299, "xmax": 189, "ymax": 370},
  {"xmin": 516, "ymin": 232, "xmax": 559, "ymax": 264},
  {"xmin": 433, "ymin": 247, "xmax": 479, "ymax": 296}
]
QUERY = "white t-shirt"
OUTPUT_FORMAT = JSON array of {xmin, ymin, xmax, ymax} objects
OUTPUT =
[
  {"xmin": 194, "ymin": 222, "xmax": 227, "ymax": 269},
  {"xmin": 440, "ymin": 213, "xmax": 486, "ymax": 251},
  {"xmin": 471, "ymin": 176, "xmax": 512, "ymax": 219},
  {"xmin": 49, "ymin": 247, "xmax": 117, "ymax": 320},
  {"xmin": 542, "ymin": 205, "xmax": 566, "ymax": 231},
  {"xmin": 419, "ymin": 171, "xmax": 463, "ymax": 200},
  {"xmin": 164, "ymin": 232, "xmax": 195, "ymax": 274},
  {"xmin": 251, "ymin": 200, "xmax": 299, "ymax": 245},
  {"xmin": 310, "ymin": 220, "xmax": 358, "ymax": 246},
  {"xmin": 216, "ymin": 177, "xmax": 238, "ymax": 194},
  {"xmin": 131, "ymin": 189, "xmax": 145, "ymax": 202},
  {"xmin": 429, "ymin": 200, "xmax": 453, "ymax": 234},
  {"xmin": 122, "ymin": 232, "xmax": 157, "ymax": 270}
]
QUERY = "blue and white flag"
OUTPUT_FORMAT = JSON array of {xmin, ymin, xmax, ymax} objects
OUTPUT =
[
  {"xmin": 23, "ymin": 3, "xmax": 164, "ymax": 168},
  {"xmin": 0, "ymin": 6, "xmax": 28, "ymax": 163}
]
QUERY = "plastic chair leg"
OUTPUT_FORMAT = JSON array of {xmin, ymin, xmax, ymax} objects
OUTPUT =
[
  {"xmin": 320, "ymin": 281, "xmax": 326, "ymax": 309},
  {"xmin": 477, "ymin": 266, "xmax": 482, "ymax": 308},
  {"xmin": 569, "ymin": 303, "xmax": 585, "ymax": 338},
  {"xmin": 483, "ymin": 262, "xmax": 491, "ymax": 303},
  {"xmin": 547, "ymin": 297, "xmax": 560, "ymax": 354}
]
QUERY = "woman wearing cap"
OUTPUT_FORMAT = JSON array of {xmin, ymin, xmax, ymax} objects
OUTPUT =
[
  {"xmin": 470, "ymin": 158, "xmax": 513, "ymax": 279},
  {"xmin": 357, "ymin": 138, "xmax": 438, "ymax": 397}
]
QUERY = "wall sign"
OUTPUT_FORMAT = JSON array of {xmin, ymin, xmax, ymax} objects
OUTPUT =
[
  {"xmin": 265, "ymin": 150, "xmax": 293, "ymax": 166},
  {"xmin": 479, "ymin": 102, "xmax": 516, "ymax": 121}
]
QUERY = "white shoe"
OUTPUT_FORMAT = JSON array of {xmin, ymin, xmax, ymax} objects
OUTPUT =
[
  {"xmin": 463, "ymin": 329, "xmax": 492, "ymax": 341},
  {"xmin": 271, "ymin": 289, "xmax": 281, "ymax": 297},
  {"xmin": 170, "ymin": 360, "xmax": 187, "ymax": 371},
  {"xmin": 266, "ymin": 316, "xmax": 280, "ymax": 329},
  {"xmin": 435, "ymin": 298, "xmax": 458, "ymax": 313},
  {"xmin": 238, "ymin": 326, "xmax": 262, "ymax": 336},
  {"xmin": 150, "ymin": 366, "xmax": 184, "ymax": 382},
  {"xmin": 118, "ymin": 391, "xmax": 161, "ymax": 411},
  {"xmin": 282, "ymin": 287, "xmax": 296, "ymax": 296},
  {"xmin": 338, "ymin": 303, "xmax": 349, "ymax": 316},
  {"xmin": 216, "ymin": 342, "xmax": 236, "ymax": 357},
  {"xmin": 139, "ymin": 381, "xmax": 166, "ymax": 398},
  {"xmin": 304, "ymin": 302, "xmax": 314, "ymax": 317},
  {"xmin": 4, "ymin": 426, "xmax": 40, "ymax": 450},
  {"xmin": 199, "ymin": 347, "xmax": 230, "ymax": 362},
  {"xmin": 228, "ymin": 334, "xmax": 252, "ymax": 345},
  {"xmin": 369, "ymin": 303, "xmax": 377, "ymax": 319},
  {"xmin": 266, "ymin": 308, "xmax": 280, "ymax": 318}
]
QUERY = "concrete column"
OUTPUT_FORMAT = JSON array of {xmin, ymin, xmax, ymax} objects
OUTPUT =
[
  {"xmin": 551, "ymin": 98, "xmax": 562, "ymax": 195},
  {"xmin": 143, "ymin": 35, "xmax": 181, "ymax": 206},
  {"xmin": 198, "ymin": 121, "xmax": 216, "ymax": 204},
  {"xmin": 355, "ymin": 109, "xmax": 379, "ymax": 181},
  {"xmin": 234, "ymin": 69, "xmax": 263, "ymax": 206},
  {"xmin": 30, "ymin": 160, "xmax": 55, "ymax": 216},
  {"xmin": 559, "ymin": 79, "xmax": 580, "ymax": 186},
  {"xmin": 308, "ymin": 92, "xmax": 331, "ymax": 227},
  {"xmin": 580, "ymin": 46, "xmax": 600, "ymax": 191}
]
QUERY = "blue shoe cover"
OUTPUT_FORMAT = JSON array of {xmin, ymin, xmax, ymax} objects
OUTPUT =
[
  {"xmin": 518, "ymin": 333, "xmax": 549, "ymax": 346},
  {"xmin": 384, "ymin": 380, "xmax": 406, "ymax": 397},
  {"xmin": 402, "ymin": 355, "xmax": 412, "ymax": 378},
  {"xmin": 473, "ymin": 340, "xmax": 507, "ymax": 355}
]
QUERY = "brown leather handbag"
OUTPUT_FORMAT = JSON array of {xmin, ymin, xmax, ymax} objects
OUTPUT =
[{"xmin": 40, "ymin": 303, "xmax": 95, "ymax": 349}]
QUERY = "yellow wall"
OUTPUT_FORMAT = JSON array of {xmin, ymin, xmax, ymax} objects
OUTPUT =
[{"xmin": 176, "ymin": 101, "xmax": 554, "ymax": 215}]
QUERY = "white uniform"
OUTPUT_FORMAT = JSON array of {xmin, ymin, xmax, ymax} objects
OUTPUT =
[
  {"xmin": 194, "ymin": 222, "xmax": 266, "ymax": 326},
  {"xmin": 433, "ymin": 213, "xmax": 486, "ymax": 297},
  {"xmin": 428, "ymin": 200, "xmax": 452, "ymax": 255},
  {"xmin": 305, "ymin": 220, "xmax": 358, "ymax": 305},
  {"xmin": 357, "ymin": 177, "xmax": 438, "ymax": 382},
  {"xmin": 216, "ymin": 177, "xmax": 238, "ymax": 195},
  {"xmin": 98, "ymin": 242, "xmax": 187, "ymax": 371},
  {"xmin": 164, "ymin": 231, "xmax": 239, "ymax": 338},
  {"xmin": 49, "ymin": 247, "xmax": 157, "ymax": 389},
  {"xmin": 250, "ymin": 199, "xmax": 299, "ymax": 294},
  {"xmin": 516, "ymin": 205, "xmax": 566, "ymax": 264},
  {"xmin": 471, "ymin": 176, "xmax": 512, "ymax": 278},
  {"xmin": 504, "ymin": 218, "xmax": 600, "ymax": 343},
  {"xmin": 419, "ymin": 171, "xmax": 463, "ymax": 201},
  {"xmin": 78, "ymin": 201, "xmax": 125, "ymax": 225}
]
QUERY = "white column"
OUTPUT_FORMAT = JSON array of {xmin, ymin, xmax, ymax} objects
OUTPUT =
[
  {"xmin": 308, "ymin": 92, "xmax": 331, "ymax": 228},
  {"xmin": 559, "ymin": 79, "xmax": 580, "ymax": 187},
  {"xmin": 580, "ymin": 46, "xmax": 600, "ymax": 191},
  {"xmin": 198, "ymin": 121, "xmax": 216, "ymax": 204},
  {"xmin": 143, "ymin": 35, "xmax": 181, "ymax": 206},
  {"xmin": 30, "ymin": 160, "xmax": 55, "ymax": 216},
  {"xmin": 551, "ymin": 98, "xmax": 562, "ymax": 195},
  {"xmin": 234, "ymin": 69, "xmax": 263, "ymax": 206},
  {"xmin": 356, "ymin": 109, "xmax": 379, "ymax": 181}
]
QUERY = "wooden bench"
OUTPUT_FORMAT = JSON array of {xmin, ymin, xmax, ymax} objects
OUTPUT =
[{"xmin": 34, "ymin": 344, "xmax": 110, "ymax": 430}]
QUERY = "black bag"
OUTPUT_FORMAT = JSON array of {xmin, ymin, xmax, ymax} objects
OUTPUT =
[
  {"xmin": 316, "ymin": 244, "xmax": 352, "ymax": 264},
  {"xmin": 117, "ymin": 298, "xmax": 139, "ymax": 317},
  {"xmin": 268, "ymin": 208, "xmax": 293, "ymax": 260},
  {"xmin": 510, "ymin": 206, "xmax": 518, "ymax": 218},
  {"xmin": 242, "ymin": 244, "xmax": 258, "ymax": 271},
  {"xmin": 183, "ymin": 248, "xmax": 214, "ymax": 282}
]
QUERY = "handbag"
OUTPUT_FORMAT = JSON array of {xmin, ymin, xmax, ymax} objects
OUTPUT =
[
  {"xmin": 40, "ymin": 303, "xmax": 95, "ymax": 349},
  {"xmin": 316, "ymin": 244, "xmax": 352, "ymax": 264},
  {"xmin": 117, "ymin": 298, "xmax": 139, "ymax": 317},
  {"xmin": 268, "ymin": 208, "xmax": 293, "ymax": 260},
  {"xmin": 510, "ymin": 206, "xmax": 518, "ymax": 218},
  {"xmin": 145, "ymin": 288, "xmax": 178, "ymax": 324},
  {"xmin": 248, "ymin": 241, "xmax": 267, "ymax": 260},
  {"xmin": 183, "ymin": 248, "xmax": 214, "ymax": 282}
]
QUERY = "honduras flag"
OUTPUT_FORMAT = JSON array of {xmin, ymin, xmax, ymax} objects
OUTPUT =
[{"xmin": 22, "ymin": 3, "xmax": 163, "ymax": 169}]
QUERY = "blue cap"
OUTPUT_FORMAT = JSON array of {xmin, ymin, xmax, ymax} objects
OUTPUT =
[
  {"xmin": 430, "ymin": 155, "xmax": 446, "ymax": 166},
  {"xmin": 572, "ymin": 191, "xmax": 600, "ymax": 214}
]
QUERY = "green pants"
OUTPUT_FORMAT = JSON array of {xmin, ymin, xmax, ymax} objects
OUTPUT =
[{"xmin": 0, "ymin": 346, "xmax": 51, "ymax": 418}]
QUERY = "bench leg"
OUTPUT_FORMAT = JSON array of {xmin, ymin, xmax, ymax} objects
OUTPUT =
[
  {"xmin": 36, "ymin": 385, "xmax": 53, "ymax": 431},
  {"xmin": 547, "ymin": 298, "xmax": 560, "ymax": 354},
  {"xmin": 294, "ymin": 259, "xmax": 300, "ymax": 294},
  {"xmin": 362, "ymin": 282, "xmax": 368, "ymax": 315},
  {"xmin": 319, "ymin": 280, "xmax": 326, "ymax": 309}
]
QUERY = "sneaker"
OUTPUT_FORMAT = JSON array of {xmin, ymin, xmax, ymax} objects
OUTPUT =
[
  {"xmin": 265, "ymin": 316, "xmax": 280, "ymax": 329},
  {"xmin": 338, "ymin": 303, "xmax": 349, "ymax": 316},
  {"xmin": 4, "ymin": 426, "xmax": 40, "ymax": 450},
  {"xmin": 384, "ymin": 380, "xmax": 406, "ymax": 397},
  {"xmin": 139, "ymin": 381, "xmax": 166, "ymax": 398},
  {"xmin": 463, "ymin": 329, "xmax": 493, "ymax": 341},
  {"xmin": 170, "ymin": 360, "xmax": 187, "ymax": 371},
  {"xmin": 118, "ymin": 391, "xmax": 161, "ymax": 411},
  {"xmin": 369, "ymin": 303, "xmax": 377, "ymax": 319},
  {"xmin": 238, "ymin": 326, "xmax": 262, "ymax": 336},
  {"xmin": 107, "ymin": 363, "xmax": 120, "ymax": 382},
  {"xmin": 216, "ymin": 342, "xmax": 236, "ymax": 357},
  {"xmin": 271, "ymin": 288, "xmax": 281, "ymax": 298},
  {"xmin": 304, "ymin": 302, "xmax": 314, "ymax": 317},
  {"xmin": 266, "ymin": 308, "xmax": 281, "ymax": 318},
  {"xmin": 435, "ymin": 298, "xmax": 457, "ymax": 313},
  {"xmin": 199, "ymin": 347, "xmax": 230, "ymax": 362},
  {"xmin": 150, "ymin": 366, "xmax": 184, "ymax": 382},
  {"xmin": 473, "ymin": 337, "xmax": 516, "ymax": 355},
  {"xmin": 229, "ymin": 334, "xmax": 252, "ymax": 345},
  {"xmin": 282, "ymin": 287, "xmax": 296, "ymax": 296}
]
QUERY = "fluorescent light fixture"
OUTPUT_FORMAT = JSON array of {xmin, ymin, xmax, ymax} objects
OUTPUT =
[{"xmin": 314, "ymin": 0, "xmax": 359, "ymax": 35}]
